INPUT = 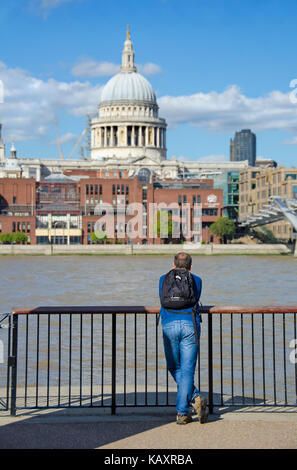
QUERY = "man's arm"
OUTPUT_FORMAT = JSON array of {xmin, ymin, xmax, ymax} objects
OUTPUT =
[
  {"xmin": 193, "ymin": 275, "xmax": 202, "ymax": 302},
  {"xmin": 159, "ymin": 275, "xmax": 164, "ymax": 301}
]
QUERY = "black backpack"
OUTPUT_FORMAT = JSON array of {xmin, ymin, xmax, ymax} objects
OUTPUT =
[
  {"xmin": 160, "ymin": 269, "xmax": 197, "ymax": 310},
  {"xmin": 159, "ymin": 269, "xmax": 201, "ymax": 344}
]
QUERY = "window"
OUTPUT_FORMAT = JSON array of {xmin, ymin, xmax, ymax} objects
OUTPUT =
[
  {"xmin": 37, "ymin": 236, "xmax": 50, "ymax": 245},
  {"xmin": 183, "ymin": 195, "xmax": 187, "ymax": 204},
  {"xmin": 12, "ymin": 222, "xmax": 16, "ymax": 232},
  {"xmin": 70, "ymin": 236, "xmax": 81, "ymax": 245},
  {"xmin": 138, "ymin": 168, "xmax": 151, "ymax": 184},
  {"xmin": 202, "ymin": 209, "xmax": 218, "ymax": 216},
  {"xmin": 13, "ymin": 197, "xmax": 17, "ymax": 204}
]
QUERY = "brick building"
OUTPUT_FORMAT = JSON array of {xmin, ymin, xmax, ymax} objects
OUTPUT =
[
  {"xmin": 0, "ymin": 178, "xmax": 36, "ymax": 244},
  {"xmin": 0, "ymin": 169, "xmax": 223, "ymax": 245}
]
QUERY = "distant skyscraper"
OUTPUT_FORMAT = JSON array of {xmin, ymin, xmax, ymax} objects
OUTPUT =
[{"xmin": 230, "ymin": 129, "xmax": 256, "ymax": 166}]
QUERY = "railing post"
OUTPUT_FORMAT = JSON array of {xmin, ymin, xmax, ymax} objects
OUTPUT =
[
  {"xmin": 10, "ymin": 314, "xmax": 18, "ymax": 417},
  {"xmin": 111, "ymin": 313, "xmax": 117, "ymax": 415},
  {"xmin": 208, "ymin": 312, "xmax": 214, "ymax": 414}
]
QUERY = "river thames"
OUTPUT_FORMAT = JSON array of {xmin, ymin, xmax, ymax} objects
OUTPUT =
[
  {"xmin": 0, "ymin": 254, "xmax": 296, "ymax": 310},
  {"xmin": 0, "ymin": 255, "xmax": 296, "ymax": 408}
]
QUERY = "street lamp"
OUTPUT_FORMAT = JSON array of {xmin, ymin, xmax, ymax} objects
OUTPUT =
[{"xmin": 52, "ymin": 220, "xmax": 58, "ymax": 245}]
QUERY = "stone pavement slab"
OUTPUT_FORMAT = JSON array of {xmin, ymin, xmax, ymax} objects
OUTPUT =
[{"xmin": 0, "ymin": 407, "xmax": 296, "ymax": 449}]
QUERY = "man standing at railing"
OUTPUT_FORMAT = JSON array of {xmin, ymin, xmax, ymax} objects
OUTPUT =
[{"xmin": 159, "ymin": 252, "xmax": 208, "ymax": 425}]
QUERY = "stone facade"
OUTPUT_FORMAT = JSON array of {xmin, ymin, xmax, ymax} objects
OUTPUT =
[{"xmin": 239, "ymin": 165, "xmax": 297, "ymax": 241}]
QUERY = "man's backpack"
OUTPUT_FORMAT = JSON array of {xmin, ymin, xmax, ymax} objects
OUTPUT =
[
  {"xmin": 159, "ymin": 269, "xmax": 201, "ymax": 345},
  {"xmin": 160, "ymin": 269, "xmax": 197, "ymax": 310}
]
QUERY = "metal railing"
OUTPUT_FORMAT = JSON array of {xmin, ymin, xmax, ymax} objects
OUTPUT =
[{"xmin": 1, "ymin": 306, "xmax": 297, "ymax": 416}]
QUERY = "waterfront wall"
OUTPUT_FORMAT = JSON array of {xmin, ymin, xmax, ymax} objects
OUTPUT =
[{"xmin": 0, "ymin": 243, "xmax": 292, "ymax": 256}]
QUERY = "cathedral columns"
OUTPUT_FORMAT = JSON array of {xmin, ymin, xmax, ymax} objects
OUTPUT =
[
  {"xmin": 104, "ymin": 127, "xmax": 107, "ymax": 147},
  {"xmin": 132, "ymin": 126, "xmax": 135, "ymax": 146}
]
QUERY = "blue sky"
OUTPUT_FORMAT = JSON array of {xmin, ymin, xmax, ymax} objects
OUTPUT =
[{"xmin": 1, "ymin": 0, "xmax": 297, "ymax": 166}]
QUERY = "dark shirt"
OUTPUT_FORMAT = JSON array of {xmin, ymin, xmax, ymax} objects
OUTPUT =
[{"xmin": 159, "ymin": 272, "xmax": 202, "ymax": 326}]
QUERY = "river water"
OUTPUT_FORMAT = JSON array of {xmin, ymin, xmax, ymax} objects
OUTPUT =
[
  {"xmin": 0, "ymin": 255, "xmax": 296, "ymax": 407},
  {"xmin": 0, "ymin": 254, "xmax": 296, "ymax": 310}
]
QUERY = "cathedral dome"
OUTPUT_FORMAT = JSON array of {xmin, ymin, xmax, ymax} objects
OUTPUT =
[{"xmin": 100, "ymin": 71, "xmax": 156, "ymax": 106}]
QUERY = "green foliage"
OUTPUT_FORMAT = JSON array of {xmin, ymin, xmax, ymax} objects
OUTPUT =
[
  {"xmin": 91, "ymin": 231, "xmax": 107, "ymax": 244},
  {"xmin": 209, "ymin": 217, "xmax": 235, "ymax": 242},
  {"xmin": 0, "ymin": 232, "xmax": 28, "ymax": 244},
  {"xmin": 0, "ymin": 233, "xmax": 14, "ymax": 244},
  {"xmin": 13, "ymin": 232, "xmax": 28, "ymax": 244},
  {"xmin": 152, "ymin": 210, "xmax": 173, "ymax": 239}
]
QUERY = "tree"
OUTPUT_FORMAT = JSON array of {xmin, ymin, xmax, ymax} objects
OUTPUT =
[
  {"xmin": 0, "ymin": 232, "xmax": 28, "ymax": 244},
  {"xmin": 152, "ymin": 210, "xmax": 174, "ymax": 242},
  {"xmin": 12, "ymin": 232, "xmax": 28, "ymax": 244},
  {"xmin": 0, "ymin": 233, "xmax": 14, "ymax": 244},
  {"xmin": 90, "ymin": 231, "xmax": 107, "ymax": 244},
  {"xmin": 209, "ymin": 217, "xmax": 235, "ymax": 244}
]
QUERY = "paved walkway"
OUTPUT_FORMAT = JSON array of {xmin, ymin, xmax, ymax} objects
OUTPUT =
[{"xmin": 0, "ymin": 407, "xmax": 296, "ymax": 449}]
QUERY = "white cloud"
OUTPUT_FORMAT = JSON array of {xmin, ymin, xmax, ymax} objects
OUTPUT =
[
  {"xmin": 138, "ymin": 62, "xmax": 162, "ymax": 76},
  {"xmin": 1, "ymin": 59, "xmax": 297, "ymax": 151},
  {"xmin": 0, "ymin": 61, "xmax": 102, "ymax": 142},
  {"xmin": 29, "ymin": 0, "xmax": 75, "ymax": 17},
  {"xmin": 49, "ymin": 132, "xmax": 78, "ymax": 145},
  {"xmin": 282, "ymin": 136, "xmax": 297, "ymax": 145},
  {"xmin": 71, "ymin": 60, "xmax": 120, "ymax": 78},
  {"xmin": 158, "ymin": 85, "xmax": 297, "ymax": 133},
  {"xmin": 71, "ymin": 58, "xmax": 162, "ymax": 78}
]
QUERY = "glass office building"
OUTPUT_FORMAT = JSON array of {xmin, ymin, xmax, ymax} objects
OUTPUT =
[{"xmin": 230, "ymin": 129, "xmax": 256, "ymax": 166}]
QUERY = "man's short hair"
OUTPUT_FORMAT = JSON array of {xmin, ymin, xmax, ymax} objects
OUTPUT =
[{"xmin": 174, "ymin": 252, "xmax": 192, "ymax": 270}]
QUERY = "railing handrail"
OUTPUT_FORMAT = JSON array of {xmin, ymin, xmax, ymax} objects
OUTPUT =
[{"xmin": 11, "ymin": 305, "xmax": 297, "ymax": 315}]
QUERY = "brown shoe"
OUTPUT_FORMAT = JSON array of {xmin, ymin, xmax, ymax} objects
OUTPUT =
[
  {"xmin": 192, "ymin": 395, "xmax": 208, "ymax": 424},
  {"xmin": 176, "ymin": 413, "xmax": 193, "ymax": 425}
]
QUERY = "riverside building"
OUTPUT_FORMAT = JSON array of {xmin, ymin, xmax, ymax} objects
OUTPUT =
[
  {"xmin": 0, "ymin": 172, "xmax": 223, "ymax": 245},
  {"xmin": 239, "ymin": 165, "xmax": 297, "ymax": 241}
]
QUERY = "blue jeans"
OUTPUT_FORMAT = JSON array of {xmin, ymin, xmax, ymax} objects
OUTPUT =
[{"xmin": 162, "ymin": 320, "xmax": 200, "ymax": 415}]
